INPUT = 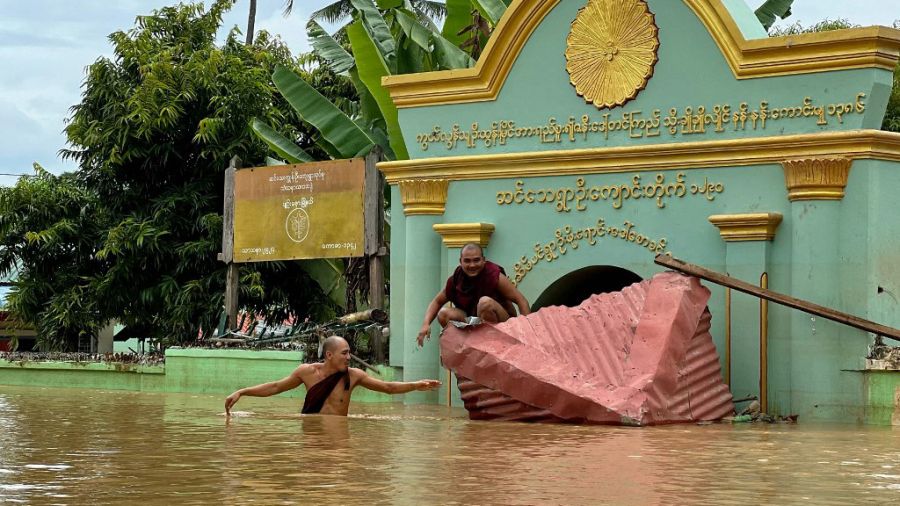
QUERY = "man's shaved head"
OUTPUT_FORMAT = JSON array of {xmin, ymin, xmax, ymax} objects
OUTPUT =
[
  {"xmin": 460, "ymin": 243, "xmax": 483, "ymax": 258},
  {"xmin": 322, "ymin": 335, "xmax": 348, "ymax": 355}
]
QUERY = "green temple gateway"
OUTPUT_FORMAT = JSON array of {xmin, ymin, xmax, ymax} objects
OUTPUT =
[{"xmin": 377, "ymin": 0, "xmax": 900, "ymax": 423}]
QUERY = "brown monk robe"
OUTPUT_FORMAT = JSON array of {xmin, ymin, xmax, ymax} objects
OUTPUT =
[
  {"xmin": 225, "ymin": 336, "xmax": 441, "ymax": 416},
  {"xmin": 301, "ymin": 370, "xmax": 349, "ymax": 414},
  {"xmin": 444, "ymin": 260, "xmax": 511, "ymax": 317},
  {"xmin": 416, "ymin": 243, "xmax": 531, "ymax": 347}
]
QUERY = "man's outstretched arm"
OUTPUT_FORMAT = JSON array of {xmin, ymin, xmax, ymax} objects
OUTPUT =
[
  {"xmin": 225, "ymin": 365, "xmax": 306, "ymax": 415},
  {"xmin": 417, "ymin": 290, "xmax": 449, "ymax": 346},
  {"xmin": 353, "ymin": 368, "xmax": 441, "ymax": 395}
]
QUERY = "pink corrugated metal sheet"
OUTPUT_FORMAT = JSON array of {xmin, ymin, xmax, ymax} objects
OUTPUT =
[{"xmin": 441, "ymin": 272, "xmax": 734, "ymax": 426}]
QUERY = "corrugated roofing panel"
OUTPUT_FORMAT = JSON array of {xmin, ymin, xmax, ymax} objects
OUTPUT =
[{"xmin": 441, "ymin": 272, "xmax": 734, "ymax": 426}]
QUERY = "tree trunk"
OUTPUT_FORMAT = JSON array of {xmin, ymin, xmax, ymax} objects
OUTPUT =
[{"xmin": 246, "ymin": 0, "xmax": 257, "ymax": 45}]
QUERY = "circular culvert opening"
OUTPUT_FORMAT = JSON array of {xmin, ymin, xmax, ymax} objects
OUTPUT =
[{"xmin": 531, "ymin": 265, "xmax": 642, "ymax": 311}]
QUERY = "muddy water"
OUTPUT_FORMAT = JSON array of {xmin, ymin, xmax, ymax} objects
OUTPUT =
[{"xmin": 1, "ymin": 386, "xmax": 899, "ymax": 505}]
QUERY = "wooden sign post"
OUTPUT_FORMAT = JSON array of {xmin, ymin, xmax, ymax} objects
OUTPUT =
[
  {"xmin": 364, "ymin": 148, "xmax": 386, "ymax": 362},
  {"xmin": 222, "ymin": 156, "xmax": 241, "ymax": 331}
]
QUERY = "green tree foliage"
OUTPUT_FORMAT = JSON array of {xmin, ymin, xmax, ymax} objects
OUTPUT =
[
  {"xmin": 885, "ymin": 58, "xmax": 900, "ymax": 133},
  {"xmin": 769, "ymin": 18, "xmax": 900, "ymax": 133},
  {"xmin": 1, "ymin": 1, "xmax": 343, "ymax": 350},
  {"xmin": 256, "ymin": 0, "xmax": 476, "ymax": 165},
  {"xmin": 0, "ymin": 166, "xmax": 104, "ymax": 350},
  {"xmin": 285, "ymin": 0, "xmax": 447, "ymax": 25},
  {"xmin": 768, "ymin": 18, "xmax": 855, "ymax": 36}
]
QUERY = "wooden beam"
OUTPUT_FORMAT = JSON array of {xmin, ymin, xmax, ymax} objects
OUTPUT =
[
  {"xmin": 655, "ymin": 255, "xmax": 900, "ymax": 342},
  {"xmin": 223, "ymin": 156, "xmax": 241, "ymax": 330},
  {"xmin": 364, "ymin": 148, "xmax": 386, "ymax": 363},
  {"xmin": 222, "ymin": 156, "xmax": 239, "ymax": 264}
]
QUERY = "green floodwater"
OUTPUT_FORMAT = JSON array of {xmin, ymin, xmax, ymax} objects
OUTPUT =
[{"xmin": 1, "ymin": 385, "xmax": 899, "ymax": 505}]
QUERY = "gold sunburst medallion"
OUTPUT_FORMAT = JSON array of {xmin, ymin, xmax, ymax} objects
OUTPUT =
[{"xmin": 565, "ymin": 0, "xmax": 660, "ymax": 109}]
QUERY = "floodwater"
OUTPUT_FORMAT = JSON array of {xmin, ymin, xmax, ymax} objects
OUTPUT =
[{"xmin": 1, "ymin": 386, "xmax": 899, "ymax": 505}]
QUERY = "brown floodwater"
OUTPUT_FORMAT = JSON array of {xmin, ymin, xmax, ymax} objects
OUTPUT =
[{"xmin": 1, "ymin": 385, "xmax": 899, "ymax": 505}]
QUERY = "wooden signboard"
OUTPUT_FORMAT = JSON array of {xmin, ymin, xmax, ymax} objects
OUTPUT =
[{"xmin": 232, "ymin": 158, "xmax": 365, "ymax": 262}]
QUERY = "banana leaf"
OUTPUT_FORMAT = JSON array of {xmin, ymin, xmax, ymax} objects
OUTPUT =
[
  {"xmin": 395, "ymin": 9, "xmax": 432, "ymax": 49},
  {"xmin": 349, "ymin": 69, "xmax": 397, "ymax": 161},
  {"xmin": 350, "ymin": 0, "xmax": 396, "ymax": 67},
  {"xmin": 471, "ymin": 0, "xmax": 506, "ymax": 26},
  {"xmin": 395, "ymin": 10, "xmax": 474, "ymax": 70},
  {"xmin": 349, "ymin": 68, "xmax": 384, "ymax": 127},
  {"xmin": 314, "ymin": 135, "xmax": 344, "ymax": 160},
  {"xmin": 346, "ymin": 20, "xmax": 409, "ymax": 159},
  {"xmin": 356, "ymin": 117, "xmax": 395, "ymax": 160},
  {"xmin": 396, "ymin": 37, "xmax": 427, "ymax": 74},
  {"xmin": 433, "ymin": 36, "xmax": 475, "ymax": 69},
  {"xmin": 442, "ymin": 0, "xmax": 472, "ymax": 46},
  {"xmin": 272, "ymin": 65, "xmax": 374, "ymax": 159},
  {"xmin": 755, "ymin": 0, "xmax": 793, "ymax": 30},
  {"xmin": 307, "ymin": 20, "xmax": 355, "ymax": 75},
  {"xmin": 301, "ymin": 259, "xmax": 347, "ymax": 309},
  {"xmin": 250, "ymin": 118, "xmax": 314, "ymax": 163},
  {"xmin": 265, "ymin": 156, "xmax": 286, "ymax": 166}
]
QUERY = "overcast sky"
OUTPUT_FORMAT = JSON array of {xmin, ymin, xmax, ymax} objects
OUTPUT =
[{"xmin": 0, "ymin": 0, "xmax": 897, "ymax": 186}]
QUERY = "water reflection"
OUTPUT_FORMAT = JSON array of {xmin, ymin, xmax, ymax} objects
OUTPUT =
[{"xmin": 0, "ymin": 386, "xmax": 898, "ymax": 505}]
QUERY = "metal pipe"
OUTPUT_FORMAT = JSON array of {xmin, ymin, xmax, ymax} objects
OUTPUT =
[
  {"xmin": 725, "ymin": 286, "xmax": 732, "ymax": 387},
  {"xmin": 759, "ymin": 272, "xmax": 769, "ymax": 412},
  {"xmin": 655, "ymin": 255, "xmax": 900, "ymax": 342}
]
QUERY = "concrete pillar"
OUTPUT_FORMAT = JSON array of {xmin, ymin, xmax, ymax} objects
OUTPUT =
[
  {"xmin": 388, "ymin": 185, "xmax": 406, "ymax": 368},
  {"xmin": 398, "ymin": 179, "xmax": 448, "ymax": 403},
  {"xmin": 433, "ymin": 223, "xmax": 496, "ymax": 407},
  {"xmin": 782, "ymin": 157, "xmax": 853, "ymax": 420},
  {"xmin": 97, "ymin": 322, "xmax": 116, "ymax": 354},
  {"xmin": 709, "ymin": 213, "xmax": 782, "ymax": 410}
]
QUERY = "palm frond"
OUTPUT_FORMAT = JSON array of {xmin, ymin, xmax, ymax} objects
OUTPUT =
[
  {"xmin": 311, "ymin": 1, "xmax": 356, "ymax": 24},
  {"xmin": 415, "ymin": 0, "xmax": 447, "ymax": 20}
]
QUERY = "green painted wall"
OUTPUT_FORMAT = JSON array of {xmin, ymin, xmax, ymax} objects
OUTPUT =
[
  {"xmin": 0, "ymin": 349, "xmax": 398, "ymax": 405},
  {"xmin": 164, "ymin": 348, "xmax": 306, "ymax": 396},
  {"xmin": 393, "ymin": 156, "xmax": 900, "ymax": 422},
  {"xmin": 0, "ymin": 360, "xmax": 166, "ymax": 392},
  {"xmin": 387, "ymin": 0, "xmax": 900, "ymax": 424},
  {"xmin": 864, "ymin": 371, "xmax": 900, "ymax": 426},
  {"xmin": 401, "ymin": 0, "xmax": 893, "ymax": 160}
]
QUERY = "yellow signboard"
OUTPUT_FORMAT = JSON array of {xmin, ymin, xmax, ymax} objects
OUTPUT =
[{"xmin": 232, "ymin": 159, "xmax": 365, "ymax": 262}]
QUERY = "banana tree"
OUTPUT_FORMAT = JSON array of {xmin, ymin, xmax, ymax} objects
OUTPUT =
[
  {"xmin": 443, "ymin": 0, "xmax": 510, "ymax": 58},
  {"xmin": 250, "ymin": 0, "xmax": 490, "ymax": 310},
  {"xmin": 253, "ymin": 0, "xmax": 478, "ymax": 165}
]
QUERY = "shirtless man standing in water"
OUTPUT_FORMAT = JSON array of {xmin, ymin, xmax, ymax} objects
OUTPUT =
[{"xmin": 224, "ymin": 336, "xmax": 441, "ymax": 416}]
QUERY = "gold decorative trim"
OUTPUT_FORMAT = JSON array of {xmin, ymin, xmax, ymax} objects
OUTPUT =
[
  {"xmin": 378, "ymin": 130, "xmax": 900, "ymax": 183},
  {"xmin": 565, "ymin": 0, "xmax": 659, "ymax": 109},
  {"xmin": 781, "ymin": 157, "xmax": 853, "ymax": 201},
  {"xmin": 709, "ymin": 213, "xmax": 783, "ymax": 242},
  {"xmin": 381, "ymin": 0, "xmax": 900, "ymax": 108},
  {"xmin": 433, "ymin": 223, "xmax": 496, "ymax": 248},
  {"xmin": 399, "ymin": 179, "xmax": 449, "ymax": 215}
]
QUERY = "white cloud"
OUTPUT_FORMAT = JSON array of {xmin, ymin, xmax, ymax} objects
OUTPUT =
[
  {"xmin": 0, "ymin": 0, "xmax": 897, "ymax": 182},
  {"xmin": 0, "ymin": 0, "xmax": 335, "ymax": 178}
]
